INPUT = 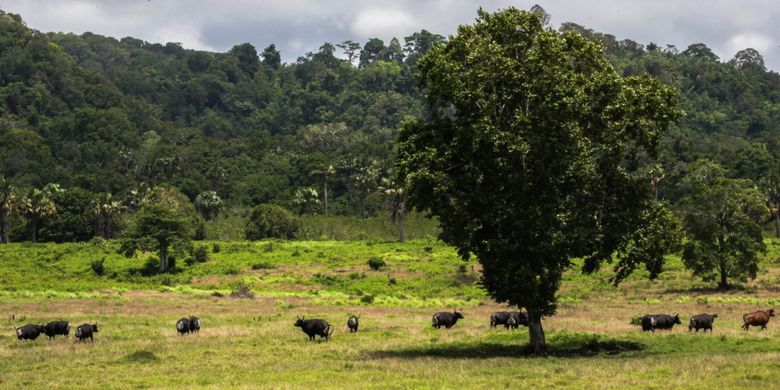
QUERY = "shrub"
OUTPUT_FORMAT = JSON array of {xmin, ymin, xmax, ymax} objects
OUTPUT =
[
  {"xmin": 360, "ymin": 294, "xmax": 375, "ymax": 304},
  {"xmin": 251, "ymin": 262, "xmax": 274, "ymax": 270},
  {"xmin": 388, "ymin": 277, "xmax": 397, "ymax": 285},
  {"xmin": 212, "ymin": 243, "xmax": 221, "ymax": 253},
  {"xmin": 230, "ymin": 282, "xmax": 254, "ymax": 298},
  {"xmin": 91, "ymin": 258, "xmax": 105, "ymax": 276},
  {"xmin": 245, "ymin": 204, "xmax": 300, "ymax": 240},
  {"xmin": 458, "ymin": 264, "xmax": 468, "ymax": 273},
  {"xmin": 192, "ymin": 245, "xmax": 209, "ymax": 263},
  {"xmin": 367, "ymin": 257, "xmax": 386, "ymax": 271}
]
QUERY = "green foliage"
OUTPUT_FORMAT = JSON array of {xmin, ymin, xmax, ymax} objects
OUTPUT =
[
  {"xmin": 119, "ymin": 202, "xmax": 191, "ymax": 273},
  {"xmin": 245, "ymin": 204, "xmax": 300, "ymax": 240},
  {"xmin": 680, "ymin": 160, "xmax": 768, "ymax": 289},
  {"xmin": 367, "ymin": 256, "xmax": 386, "ymax": 271},
  {"xmin": 398, "ymin": 7, "xmax": 680, "ymax": 354},
  {"xmin": 192, "ymin": 244, "xmax": 209, "ymax": 263},
  {"xmin": 90, "ymin": 257, "xmax": 105, "ymax": 276}
]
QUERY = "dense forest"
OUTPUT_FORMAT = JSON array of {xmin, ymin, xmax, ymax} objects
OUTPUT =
[{"xmin": 1, "ymin": 7, "xmax": 780, "ymax": 245}]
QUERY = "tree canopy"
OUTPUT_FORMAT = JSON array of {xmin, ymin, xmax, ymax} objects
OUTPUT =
[{"xmin": 398, "ymin": 7, "xmax": 680, "ymax": 355}]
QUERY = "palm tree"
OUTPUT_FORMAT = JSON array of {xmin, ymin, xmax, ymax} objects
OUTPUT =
[
  {"xmin": 91, "ymin": 193, "xmax": 125, "ymax": 239},
  {"xmin": 311, "ymin": 165, "xmax": 335, "ymax": 216},
  {"xmin": 379, "ymin": 177, "xmax": 406, "ymax": 242},
  {"xmin": 0, "ymin": 177, "xmax": 15, "ymax": 243},
  {"xmin": 18, "ymin": 188, "xmax": 57, "ymax": 242}
]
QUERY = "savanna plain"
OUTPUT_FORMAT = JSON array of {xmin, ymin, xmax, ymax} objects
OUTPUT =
[{"xmin": 1, "ymin": 237, "xmax": 780, "ymax": 389}]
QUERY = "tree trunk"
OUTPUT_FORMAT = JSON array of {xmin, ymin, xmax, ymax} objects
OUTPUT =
[
  {"xmin": 775, "ymin": 211, "xmax": 779, "ymax": 238},
  {"xmin": 159, "ymin": 243, "xmax": 169, "ymax": 273},
  {"xmin": 398, "ymin": 208, "xmax": 405, "ymax": 242},
  {"xmin": 31, "ymin": 218, "xmax": 37, "ymax": 243},
  {"xmin": 323, "ymin": 180, "xmax": 329, "ymax": 216},
  {"xmin": 718, "ymin": 263, "xmax": 730, "ymax": 290},
  {"xmin": 0, "ymin": 213, "xmax": 6, "ymax": 243},
  {"xmin": 527, "ymin": 308, "xmax": 547, "ymax": 356},
  {"xmin": 359, "ymin": 192, "xmax": 366, "ymax": 219}
]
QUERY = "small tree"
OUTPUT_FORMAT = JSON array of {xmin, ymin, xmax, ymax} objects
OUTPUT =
[
  {"xmin": 119, "ymin": 202, "xmax": 190, "ymax": 273},
  {"xmin": 195, "ymin": 190, "xmax": 224, "ymax": 221},
  {"xmin": 680, "ymin": 161, "xmax": 768, "ymax": 290}
]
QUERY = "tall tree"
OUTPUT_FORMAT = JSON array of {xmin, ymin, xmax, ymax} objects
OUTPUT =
[
  {"xmin": 194, "ymin": 190, "xmax": 224, "ymax": 221},
  {"xmin": 398, "ymin": 8, "xmax": 680, "ymax": 355},
  {"xmin": 680, "ymin": 160, "xmax": 768, "ymax": 290},
  {"xmin": 261, "ymin": 43, "xmax": 281, "ymax": 69},
  {"xmin": 336, "ymin": 40, "xmax": 361, "ymax": 65},
  {"xmin": 379, "ymin": 177, "xmax": 406, "ymax": 242}
]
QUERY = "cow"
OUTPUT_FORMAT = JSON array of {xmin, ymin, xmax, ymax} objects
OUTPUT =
[
  {"xmin": 43, "ymin": 320, "xmax": 70, "ymax": 340},
  {"xmin": 189, "ymin": 316, "xmax": 201, "ymax": 333},
  {"xmin": 15, "ymin": 323, "xmax": 44, "ymax": 341},
  {"xmin": 742, "ymin": 308, "xmax": 775, "ymax": 331},
  {"xmin": 490, "ymin": 311, "xmax": 528, "ymax": 329},
  {"xmin": 688, "ymin": 313, "xmax": 718, "ymax": 333},
  {"xmin": 347, "ymin": 315, "xmax": 360, "ymax": 333},
  {"xmin": 176, "ymin": 318, "xmax": 191, "ymax": 335},
  {"xmin": 75, "ymin": 323, "xmax": 98, "ymax": 342},
  {"xmin": 432, "ymin": 308, "xmax": 464, "ymax": 329},
  {"xmin": 640, "ymin": 314, "xmax": 681, "ymax": 332},
  {"xmin": 294, "ymin": 316, "xmax": 333, "ymax": 341}
]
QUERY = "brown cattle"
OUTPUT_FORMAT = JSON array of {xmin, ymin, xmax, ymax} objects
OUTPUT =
[{"xmin": 742, "ymin": 308, "xmax": 775, "ymax": 331}]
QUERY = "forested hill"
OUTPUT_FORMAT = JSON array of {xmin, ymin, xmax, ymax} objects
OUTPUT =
[{"xmin": 2, "ymin": 8, "xmax": 780, "ymax": 216}]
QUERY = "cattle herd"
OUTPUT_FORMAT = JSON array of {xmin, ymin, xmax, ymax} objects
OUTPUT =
[{"xmin": 13, "ymin": 307, "xmax": 776, "ymax": 343}]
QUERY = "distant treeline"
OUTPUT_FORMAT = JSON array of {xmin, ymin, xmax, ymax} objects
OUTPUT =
[{"xmin": 1, "ymin": 9, "xmax": 780, "ymax": 242}]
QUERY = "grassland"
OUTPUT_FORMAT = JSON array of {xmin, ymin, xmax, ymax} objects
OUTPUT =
[{"xmin": 1, "ymin": 238, "xmax": 780, "ymax": 389}]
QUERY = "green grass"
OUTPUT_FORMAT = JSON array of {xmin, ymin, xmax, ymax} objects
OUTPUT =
[{"xmin": 1, "ymin": 238, "xmax": 780, "ymax": 388}]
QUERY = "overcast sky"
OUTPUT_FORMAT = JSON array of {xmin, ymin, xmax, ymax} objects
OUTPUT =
[{"xmin": 3, "ymin": 0, "xmax": 779, "ymax": 71}]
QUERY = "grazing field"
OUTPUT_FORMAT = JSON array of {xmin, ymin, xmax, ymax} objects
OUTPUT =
[{"xmin": 1, "ymin": 239, "xmax": 780, "ymax": 389}]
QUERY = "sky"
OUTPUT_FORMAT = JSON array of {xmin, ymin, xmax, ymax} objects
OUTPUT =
[{"xmin": 3, "ymin": 0, "xmax": 779, "ymax": 71}]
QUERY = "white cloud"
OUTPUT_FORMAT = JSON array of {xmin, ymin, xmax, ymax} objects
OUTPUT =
[
  {"xmin": 725, "ymin": 31, "xmax": 773, "ymax": 57},
  {"xmin": 350, "ymin": 8, "xmax": 418, "ymax": 38}
]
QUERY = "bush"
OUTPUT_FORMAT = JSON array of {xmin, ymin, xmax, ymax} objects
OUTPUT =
[
  {"xmin": 91, "ymin": 258, "xmax": 105, "ymax": 276},
  {"xmin": 360, "ymin": 294, "xmax": 375, "ymax": 304},
  {"xmin": 251, "ymin": 262, "xmax": 274, "ymax": 270},
  {"xmin": 367, "ymin": 257, "xmax": 386, "ymax": 271},
  {"xmin": 230, "ymin": 282, "xmax": 254, "ymax": 298},
  {"xmin": 245, "ymin": 204, "xmax": 300, "ymax": 240},
  {"xmin": 192, "ymin": 245, "xmax": 209, "ymax": 263},
  {"xmin": 212, "ymin": 243, "xmax": 221, "ymax": 253}
]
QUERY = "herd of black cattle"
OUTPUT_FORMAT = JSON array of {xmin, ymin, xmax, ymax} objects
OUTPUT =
[{"xmin": 13, "ymin": 307, "xmax": 776, "ymax": 342}]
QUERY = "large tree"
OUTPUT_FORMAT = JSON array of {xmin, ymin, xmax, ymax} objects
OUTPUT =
[
  {"xmin": 398, "ymin": 8, "xmax": 680, "ymax": 355},
  {"xmin": 680, "ymin": 160, "xmax": 768, "ymax": 290},
  {"xmin": 18, "ymin": 187, "xmax": 57, "ymax": 242}
]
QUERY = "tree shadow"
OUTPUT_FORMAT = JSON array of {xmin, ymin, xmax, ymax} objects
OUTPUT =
[{"xmin": 367, "ymin": 339, "xmax": 644, "ymax": 360}]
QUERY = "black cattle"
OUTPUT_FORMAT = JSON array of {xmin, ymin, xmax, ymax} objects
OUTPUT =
[
  {"xmin": 43, "ymin": 321, "xmax": 70, "ymax": 340},
  {"xmin": 294, "ymin": 316, "xmax": 333, "ymax": 341},
  {"xmin": 490, "ymin": 311, "xmax": 528, "ymax": 329},
  {"xmin": 432, "ymin": 309, "xmax": 464, "ymax": 329},
  {"xmin": 347, "ymin": 315, "xmax": 360, "ymax": 333},
  {"xmin": 640, "ymin": 314, "xmax": 680, "ymax": 332},
  {"xmin": 75, "ymin": 323, "xmax": 98, "ymax": 342},
  {"xmin": 15, "ymin": 323, "xmax": 44, "ymax": 340},
  {"xmin": 189, "ymin": 316, "xmax": 201, "ymax": 333},
  {"xmin": 176, "ymin": 318, "xmax": 190, "ymax": 335},
  {"xmin": 688, "ymin": 313, "xmax": 717, "ymax": 333}
]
